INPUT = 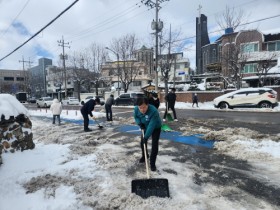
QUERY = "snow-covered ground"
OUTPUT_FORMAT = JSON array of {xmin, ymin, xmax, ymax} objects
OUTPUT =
[{"xmin": 0, "ymin": 100, "xmax": 280, "ymax": 210}]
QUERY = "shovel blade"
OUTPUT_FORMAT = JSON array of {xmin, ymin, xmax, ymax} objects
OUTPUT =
[{"xmin": 131, "ymin": 178, "xmax": 169, "ymax": 198}]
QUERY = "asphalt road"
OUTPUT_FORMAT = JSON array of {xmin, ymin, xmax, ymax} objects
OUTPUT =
[
  {"xmin": 24, "ymin": 103, "xmax": 280, "ymax": 134},
  {"xmin": 111, "ymin": 107, "xmax": 280, "ymax": 135}
]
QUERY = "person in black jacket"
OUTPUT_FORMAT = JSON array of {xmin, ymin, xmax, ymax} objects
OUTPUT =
[
  {"xmin": 80, "ymin": 97, "xmax": 100, "ymax": 132},
  {"xmin": 163, "ymin": 88, "xmax": 178, "ymax": 121},
  {"xmin": 192, "ymin": 93, "xmax": 199, "ymax": 108},
  {"xmin": 148, "ymin": 92, "xmax": 160, "ymax": 109}
]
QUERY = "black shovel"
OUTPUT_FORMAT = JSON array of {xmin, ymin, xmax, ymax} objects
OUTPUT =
[
  {"xmin": 131, "ymin": 130, "xmax": 170, "ymax": 199},
  {"xmin": 92, "ymin": 117, "xmax": 103, "ymax": 129}
]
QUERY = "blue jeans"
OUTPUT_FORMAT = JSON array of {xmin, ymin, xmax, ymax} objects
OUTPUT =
[{"xmin": 52, "ymin": 115, "xmax": 60, "ymax": 124}]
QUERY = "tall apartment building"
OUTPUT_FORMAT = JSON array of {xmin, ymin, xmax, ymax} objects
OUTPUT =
[{"xmin": 28, "ymin": 58, "xmax": 52, "ymax": 98}]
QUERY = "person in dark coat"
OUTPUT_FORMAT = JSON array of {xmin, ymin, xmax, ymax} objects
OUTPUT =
[
  {"xmin": 163, "ymin": 88, "xmax": 177, "ymax": 121},
  {"xmin": 134, "ymin": 97, "xmax": 162, "ymax": 171},
  {"xmin": 80, "ymin": 97, "xmax": 100, "ymax": 132},
  {"xmin": 105, "ymin": 94, "xmax": 114, "ymax": 121},
  {"xmin": 148, "ymin": 92, "xmax": 160, "ymax": 109},
  {"xmin": 192, "ymin": 93, "xmax": 199, "ymax": 107}
]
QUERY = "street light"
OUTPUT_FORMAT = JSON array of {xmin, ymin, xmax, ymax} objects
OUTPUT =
[{"xmin": 105, "ymin": 47, "xmax": 120, "ymax": 95}]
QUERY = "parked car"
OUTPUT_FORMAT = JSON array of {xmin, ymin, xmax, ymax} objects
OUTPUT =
[
  {"xmin": 114, "ymin": 92, "xmax": 145, "ymax": 106},
  {"xmin": 27, "ymin": 97, "xmax": 36, "ymax": 103},
  {"xmin": 213, "ymin": 87, "xmax": 278, "ymax": 109},
  {"xmin": 36, "ymin": 97, "xmax": 53, "ymax": 108},
  {"xmin": 81, "ymin": 96, "xmax": 105, "ymax": 105},
  {"xmin": 62, "ymin": 97, "xmax": 79, "ymax": 105}
]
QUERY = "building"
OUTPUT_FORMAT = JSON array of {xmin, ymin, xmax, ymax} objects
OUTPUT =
[
  {"xmin": 0, "ymin": 69, "xmax": 26, "ymax": 93},
  {"xmin": 196, "ymin": 14, "xmax": 210, "ymax": 75},
  {"xmin": 133, "ymin": 45, "xmax": 154, "ymax": 74},
  {"xmin": 101, "ymin": 60, "xmax": 153, "ymax": 92},
  {"xmin": 101, "ymin": 46, "xmax": 155, "ymax": 92},
  {"xmin": 28, "ymin": 58, "xmax": 52, "ymax": 98},
  {"xmin": 158, "ymin": 52, "xmax": 190, "ymax": 83},
  {"xmin": 201, "ymin": 28, "xmax": 280, "ymax": 87}
]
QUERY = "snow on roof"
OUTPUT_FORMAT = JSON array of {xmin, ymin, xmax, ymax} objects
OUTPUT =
[
  {"xmin": 0, "ymin": 94, "xmax": 30, "ymax": 119},
  {"xmin": 268, "ymin": 64, "xmax": 280, "ymax": 74}
]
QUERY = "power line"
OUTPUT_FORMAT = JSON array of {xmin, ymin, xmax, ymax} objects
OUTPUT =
[
  {"xmin": 0, "ymin": 0, "xmax": 31, "ymax": 39},
  {"xmin": 67, "ymin": 3, "xmax": 140, "ymax": 40},
  {"xmin": 69, "ymin": 5, "xmax": 152, "ymax": 43},
  {"xmin": 0, "ymin": 0, "xmax": 79, "ymax": 62}
]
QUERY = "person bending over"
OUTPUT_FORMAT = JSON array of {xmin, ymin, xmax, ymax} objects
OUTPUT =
[{"xmin": 80, "ymin": 97, "xmax": 100, "ymax": 132}]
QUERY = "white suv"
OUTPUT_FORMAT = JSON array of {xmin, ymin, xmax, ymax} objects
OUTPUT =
[
  {"xmin": 214, "ymin": 88, "xmax": 278, "ymax": 109},
  {"xmin": 62, "ymin": 97, "xmax": 79, "ymax": 105},
  {"xmin": 36, "ymin": 97, "xmax": 53, "ymax": 108}
]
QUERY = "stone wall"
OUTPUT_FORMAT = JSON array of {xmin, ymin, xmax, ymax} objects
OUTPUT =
[{"xmin": 0, "ymin": 114, "xmax": 35, "ymax": 165}]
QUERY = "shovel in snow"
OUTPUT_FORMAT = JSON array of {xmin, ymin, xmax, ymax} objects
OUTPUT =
[
  {"xmin": 92, "ymin": 117, "xmax": 103, "ymax": 129},
  {"xmin": 131, "ymin": 130, "xmax": 170, "ymax": 198}
]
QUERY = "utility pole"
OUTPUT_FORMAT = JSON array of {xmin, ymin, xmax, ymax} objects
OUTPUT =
[
  {"xmin": 58, "ymin": 36, "xmax": 70, "ymax": 98},
  {"xmin": 19, "ymin": 56, "xmax": 32, "ymax": 92},
  {"xmin": 142, "ymin": 0, "xmax": 167, "ymax": 92}
]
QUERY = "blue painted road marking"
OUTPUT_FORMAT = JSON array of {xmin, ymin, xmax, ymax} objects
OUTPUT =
[
  {"xmin": 118, "ymin": 125, "xmax": 215, "ymax": 149},
  {"xmin": 62, "ymin": 119, "xmax": 215, "ymax": 148}
]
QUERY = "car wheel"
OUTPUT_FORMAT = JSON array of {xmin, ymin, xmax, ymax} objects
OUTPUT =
[
  {"xmin": 219, "ymin": 102, "xmax": 229, "ymax": 109},
  {"xmin": 44, "ymin": 103, "xmax": 47, "ymax": 108},
  {"xmin": 37, "ymin": 103, "xmax": 40, "ymax": 108},
  {"xmin": 259, "ymin": 101, "xmax": 271, "ymax": 108}
]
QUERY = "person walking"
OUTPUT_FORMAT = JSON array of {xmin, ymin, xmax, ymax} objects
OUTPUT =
[
  {"xmin": 163, "ymin": 88, "xmax": 178, "ymax": 121},
  {"xmin": 148, "ymin": 92, "xmax": 160, "ymax": 109},
  {"xmin": 50, "ymin": 98, "xmax": 62, "ymax": 125},
  {"xmin": 192, "ymin": 93, "xmax": 199, "ymax": 107},
  {"xmin": 105, "ymin": 94, "xmax": 114, "ymax": 121},
  {"xmin": 134, "ymin": 97, "xmax": 162, "ymax": 171},
  {"xmin": 80, "ymin": 97, "xmax": 101, "ymax": 132}
]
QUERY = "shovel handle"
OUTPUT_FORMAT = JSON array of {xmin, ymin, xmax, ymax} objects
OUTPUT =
[{"xmin": 142, "ymin": 130, "xmax": 150, "ymax": 179}]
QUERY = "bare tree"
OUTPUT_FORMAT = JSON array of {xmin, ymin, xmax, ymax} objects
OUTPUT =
[
  {"xmin": 159, "ymin": 25, "xmax": 186, "ymax": 94},
  {"xmin": 110, "ymin": 33, "xmax": 140, "ymax": 92},
  {"xmin": 216, "ymin": 5, "xmax": 248, "ymax": 31},
  {"xmin": 84, "ymin": 43, "xmax": 107, "ymax": 96},
  {"xmin": 67, "ymin": 51, "xmax": 94, "ymax": 101},
  {"xmin": 255, "ymin": 52, "xmax": 278, "ymax": 87}
]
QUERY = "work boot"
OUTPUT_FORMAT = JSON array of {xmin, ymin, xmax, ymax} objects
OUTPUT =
[
  {"xmin": 150, "ymin": 164, "xmax": 157, "ymax": 171},
  {"xmin": 84, "ymin": 128, "xmax": 92, "ymax": 132}
]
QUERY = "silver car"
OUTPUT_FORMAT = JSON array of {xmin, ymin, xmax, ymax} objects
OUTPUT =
[{"xmin": 36, "ymin": 97, "xmax": 53, "ymax": 108}]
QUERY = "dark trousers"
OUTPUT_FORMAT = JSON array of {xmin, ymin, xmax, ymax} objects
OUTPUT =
[
  {"xmin": 192, "ymin": 101, "xmax": 198, "ymax": 107},
  {"xmin": 163, "ymin": 104, "xmax": 177, "ymax": 119},
  {"xmin": 105, "ymin": 104, "xmax": 112, "ymax": 121},
  {"xmin": 140, "ymin": 127, "xmax": 161, "ymax": 167},
  {"xmin": 52, "ymin": 115, "xmax": 61, "ymax": 124},
  {"xmin": 81, "ymin": 111, "xmax": 89, "ymax": 131}
]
